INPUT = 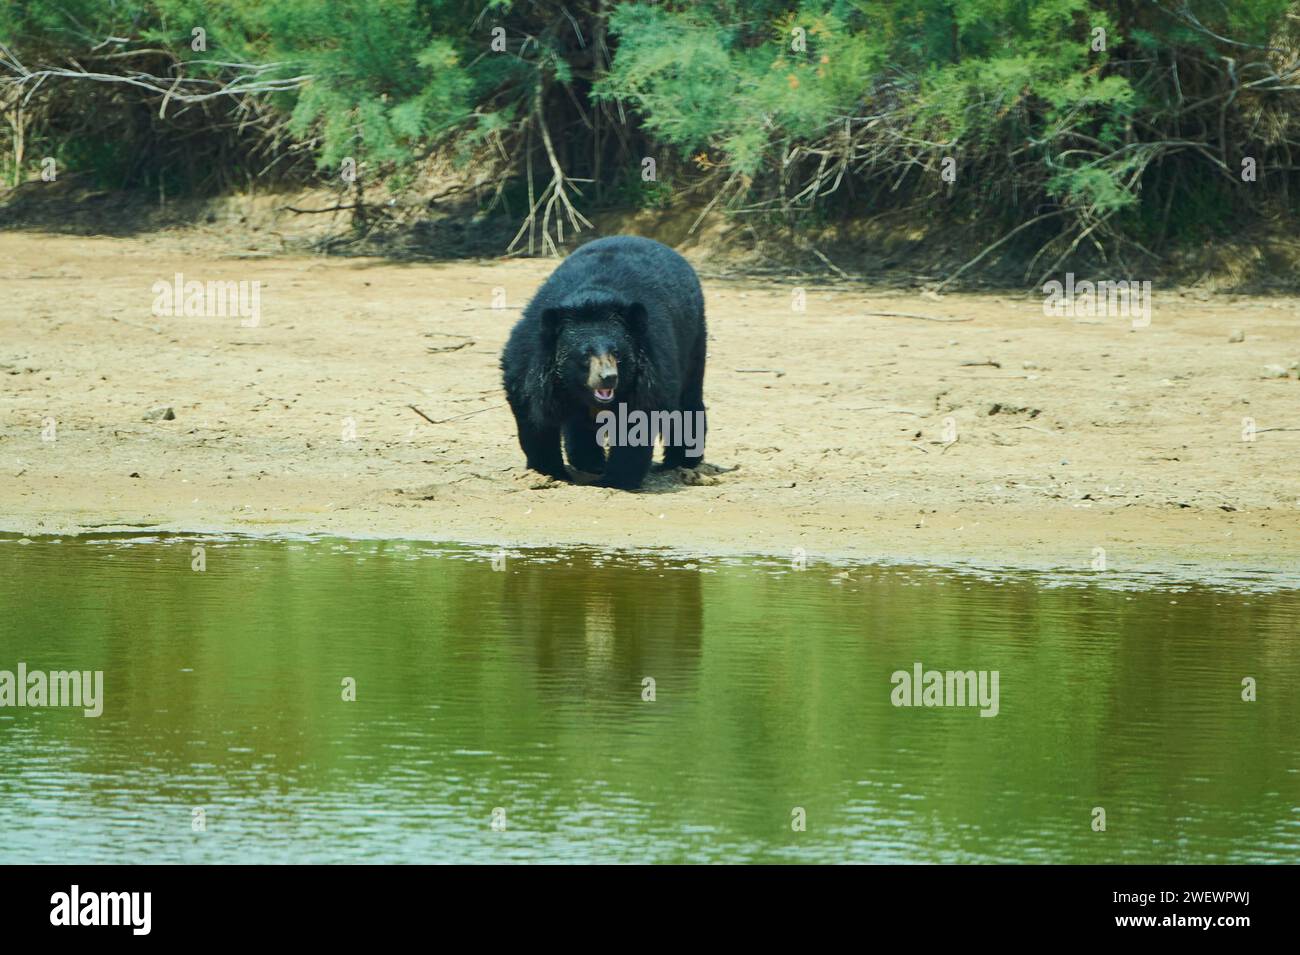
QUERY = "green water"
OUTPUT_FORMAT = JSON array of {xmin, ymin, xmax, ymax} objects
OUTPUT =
[{"xmin": 0, "ymin": 535, "xmax": 1296, "ymax": 864}]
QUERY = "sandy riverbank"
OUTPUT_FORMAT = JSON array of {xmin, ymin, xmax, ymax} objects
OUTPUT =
[{"xmin": 3, "ymin": 232, "xmax": 1298, "ymax": 583}]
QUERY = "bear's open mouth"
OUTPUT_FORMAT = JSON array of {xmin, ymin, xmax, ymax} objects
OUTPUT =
[{"xmin": 593, "ymin": 387, "xmax": 615, "ymax": 403}]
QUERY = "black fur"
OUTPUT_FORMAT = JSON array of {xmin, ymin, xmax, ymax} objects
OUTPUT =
[{"xmin": 501, "ymin": 235, "xmax": 707, "ymax": 490}]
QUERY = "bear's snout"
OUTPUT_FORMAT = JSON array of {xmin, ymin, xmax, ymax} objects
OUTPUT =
[{"xmin": 586, "ymin": 354, "xmax": 619, "ymax": 403}]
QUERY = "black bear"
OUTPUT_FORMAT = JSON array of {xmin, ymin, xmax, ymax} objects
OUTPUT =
[{"xmin": 501, "ymin": 235, "xmax": 707, "ymax": 490}]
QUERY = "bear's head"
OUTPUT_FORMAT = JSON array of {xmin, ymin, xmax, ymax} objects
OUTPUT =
[{"xmin": 541, "ymin": 299, "xmax": 650, "ymax": 411}]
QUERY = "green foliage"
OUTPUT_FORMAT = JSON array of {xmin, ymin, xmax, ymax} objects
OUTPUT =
[
  {"xmin": 3, "ymin": 0, "xmax": 1299, "ymax": 273},
  {"xmin": 596, "ymin": 2, "xmax": 885, "ymax": 173},
  {"xmin": 2, "ymin": 0, "xmax": 489, "ymax": 181},
  {"xmin": 269, "ymin": 1, "xmax": 476, "ymax": 170},
  {"xmin": 607, "ymin": 165, "xmax": 674, "ymax": 210}
]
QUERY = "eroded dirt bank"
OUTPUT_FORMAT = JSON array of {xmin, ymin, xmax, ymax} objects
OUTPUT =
[{"xmin": 2, "ymin": 232, "xmax": 1298, "ymax": 583}]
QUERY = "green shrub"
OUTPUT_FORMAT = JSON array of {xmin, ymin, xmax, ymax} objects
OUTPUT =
[{"xmin": 2, "ymin": 0, "xmax": 1297, "ymax": 277}]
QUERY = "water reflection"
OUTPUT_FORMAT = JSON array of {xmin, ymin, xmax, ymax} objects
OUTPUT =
[{"xmin": 0, "ymin": 536, "xmax": 1296, "ymax": 863}]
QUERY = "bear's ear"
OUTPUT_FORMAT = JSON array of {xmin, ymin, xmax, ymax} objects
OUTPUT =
[{"xmin": 621, "ymin": 302, "xmax": 648, "ymax": 338}]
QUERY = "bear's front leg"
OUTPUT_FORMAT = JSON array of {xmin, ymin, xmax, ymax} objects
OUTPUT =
[
  {"xmin": 563, "ymin": 415, "xmax": 606, "ymax": 475},
  {"xmin": 514, "ymin": 414, "xmax": 568, "ymax": 482},
  {"xmin": 600, "ymin": 442, "xmax": 653, "ymax": 490}
]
